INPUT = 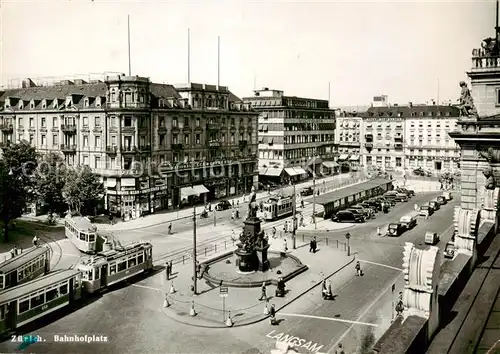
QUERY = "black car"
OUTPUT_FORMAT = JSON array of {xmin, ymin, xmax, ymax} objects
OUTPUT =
[
  {"xmin": 300, "ymin": 187, "xmax": 314, "ymax": 196},
  {"xmin": 397, "ymin": 187, "xmax": 415, "ymax": 197},
  {"xmin": 359, "ymin": 202, "xmax": 376, "ymax": 213},
  {"xmin": 347, "ymin": 207, "xmax": 372, "ymax": 219},
  {"xmin": 215, "ymin": 200, "xmax": 232, "ymax": 211},
  {"xmin": 365, "ymin": 199, "xmax": 382, "ymax": 211},
  {"xmin": 332, "ymin": 210, "xmax": 364, "ymax": 223}
]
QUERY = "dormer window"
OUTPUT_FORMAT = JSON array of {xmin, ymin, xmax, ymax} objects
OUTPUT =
[
  {"xmin": 53, "ymin": 99, "xmax": 58, "ymax": 109},
  {"xmin": 95, "ymin": 97, "xmax": 101, "ymax": 107},
  {"xmin": 139, "ymin": 89, "xmax": 145, "ymax": 103},
  {"xmin": 41, "ymin": 100, "xmax": 46, "ymax": 109},
  {"xmin": 84, "ymin": 98, "xmax": 89, "ymax": 107},
  {"xmin": 158, "ymin": 99, "xmax": 164, "ymax": 108},
  {"xmin": 110, "ymin": 90, "xmax": 116, "ymax": 102},
  {"xmin": 30, "ymin": 101, "xmax": 34, "ymax": 109},
  {"xmin": 19, "ymin": 101, "xmax": 24, "ymax": 109}
]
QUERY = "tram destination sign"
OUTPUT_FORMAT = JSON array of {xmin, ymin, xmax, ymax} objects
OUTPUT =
[{"xmin": 220, "ymin": 286, "xmax": 228, "ymax": 297}]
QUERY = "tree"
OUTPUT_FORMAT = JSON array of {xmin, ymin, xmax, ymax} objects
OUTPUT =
[
  {"xmin": 0, "ymin": 141, "xmax": 39, "ymax": 242},
  {"xmin": 63, "ymin": 165, "xmax": 104, "ymax": 216},
  {"xmin": 36, "ymin": 152, "xmax": 67, "ymax": 219}
]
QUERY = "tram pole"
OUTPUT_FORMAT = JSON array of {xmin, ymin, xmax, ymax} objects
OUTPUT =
[
  {"xmin": 292, "ymin": 182, "xmax": 296, "ymax": 249},
  {"xmin": 192, "ymin": 202, "xmax": 198, "ymax": 295},
  {"xmin": 312, "ymin": 172, "xmax": 317, "ymax": 230}
]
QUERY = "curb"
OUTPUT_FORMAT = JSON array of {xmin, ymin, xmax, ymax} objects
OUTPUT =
[{"xmin": 161, "ymin": 253, "xmax": 356, "ymax": 328}]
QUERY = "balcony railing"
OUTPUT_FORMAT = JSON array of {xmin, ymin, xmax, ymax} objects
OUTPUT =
[
  {"xmin": 61, "ymin": 125, "xmax": 77, "ymax": 134},
  {"xmin": 472, "ymin": 52, "xmax": 500, "ymax": 71},
  {"xmin": 122, "ymin": 146, "xmax": 137, "ymax": 154},
  {"xmin": 106, "ymin": 146, "xmax": 118, "ymax": 155},
  {"xmin": 0, "ymin": 124, "xmax": 13, "ymax": 133},
  {"xmin": 60, "ymin": 144, "xmax": 77, "ymax": 153},
  {"xmin": 121, "ymin": 126, "xmax": 135, "ymax": 133}
]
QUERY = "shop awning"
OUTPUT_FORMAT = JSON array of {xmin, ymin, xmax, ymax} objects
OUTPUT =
[
  {"xmin": 266, "ymin": 168, "xmax": 283, "ymax": 177},
  {"xmin": 284, "ymin": 168, "xmax": 300, "ymax": 176},
  {"xmin": 259, "ymin": 167, "xmax": 268, "ymax": 175},
  {"xmin": 322, "ymin": 161, "xmax": 339, "ymax": 168},
  {"xmin": 338, "ymin": 154, "xmax": 349, "ymax": 160},
  {"xmin": 181, "ymin": 184, "xmax": 209, "ymax": 197},
  {"xmin": 349, "ymin": 155, "xmax": 359, "ymax": 161},
  {"xmin": 293, "ymin": 167, "xmax": 307, "ymax": 175}
]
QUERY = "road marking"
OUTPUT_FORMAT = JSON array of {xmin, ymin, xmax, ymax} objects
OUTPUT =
[
  {"xmin": 278, "ymin": 313, "xmax": 378, "ymax": 327},
  {"xmin": 132, "ymin": 284, "xmax": 163, "ymax": 292},
  {"xmin": 51, "ymin": 252, "xmax": 81, "ymax": 258},
  {"xmin": 328, "ymin": 278, "xmax": 400, "ymax": 353},
  {"xmin": 358, "ymin": 259, "xmax": 403, "ymax": 272}
]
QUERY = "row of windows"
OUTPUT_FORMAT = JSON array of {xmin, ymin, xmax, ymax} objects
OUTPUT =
[
  {"xmin": 65, "ymin": 221, "xmax": 96, "ymax": 243},
  {"xmin": 109, "ymin": 253, "xmax": 145, "ymax": 275},
  {"xmin": 18, "ymin": 255, "xmax": 46, "ymax": 282},
  {"xmin": 367, "ymin": 111, "xmax": 453, "ymax": 118},
  {"xmin": 16, "ymin": 278, "xmax": 76, "ymax": 315}
]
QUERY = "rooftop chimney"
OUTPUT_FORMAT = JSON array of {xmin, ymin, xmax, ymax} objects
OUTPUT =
[{"xmin": 409, "ymin": 102, "xmax": 413, "ymax": 108}]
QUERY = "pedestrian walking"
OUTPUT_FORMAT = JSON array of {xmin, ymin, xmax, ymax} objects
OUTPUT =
[
  {"xmin": 231, "ymin": 200, "xmax": 235, "ymax": 208},
  {"xmin": 309, "ymin": 239, "xmax": 314, "ymax": 253},
  {"xmin": 272, "ymin": 226, "xmax": 277, "ymax": 239},
  {"xmin": 335, "ymin": 343, "xmax": 345, "ymax": 354},
  {"xmin": 168, "ymin": 223, "xmax": 172, "ymax": 235},
  {"xmin": 312, "ymin": 236, "xmax": 317, "ymax": 253},
  {"xmin": 169, "ymin": 261, "xmax": 173, "ymax": 276},
  {"xmin": 300, "ymin": 199, "xmax": 304, "ymax": 209},
  {"xmin": 237, "ymin": 200, "xmax": 240, "ymax": 208},
  {"xmin": 259, "ymin": 282, "xmax": 267, "ymax": 300},
  {"xmin": 281, "ymin": 239, "xmax": 288, "ymax": 258},
  {"xmin": 283, "ymin": 222, "xmax": 288, "ymax": 234},
  {"xmin": 299, "ymin": 215, "xmax": 304, "ymax": 227},
  {"xmin": 165, "ymin": 262, "xmax": 170, "ymax": 280},
  {"xmin": 377, "ymin": 226, "xmax": 381, "ymax": 236},
  {"xmin": 355, "ymin": 261, "xmax": 362, "ymax": 276},
  {"xmin": 269, "ymin": 303, "xmax": 277, "ymax": 325}
]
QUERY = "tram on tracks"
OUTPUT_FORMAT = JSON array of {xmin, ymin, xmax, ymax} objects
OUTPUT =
[
  {"xmin": 64, "ymin": 215, "xmax": 98, "ymax": 253},
  {"xmin": 0, "ymin": 269, "xmax": 82, "ymax": 335},
  {"xmin": 262, "ymin": 195, "xmax": 293, "ymax": 221},
  {"xmin": 0, "ymin": 247, "xmax": 50, "ymax": 291},
  {"xmin": 75, "ymin": 241, "xmax": 153, "ymax": 294}
]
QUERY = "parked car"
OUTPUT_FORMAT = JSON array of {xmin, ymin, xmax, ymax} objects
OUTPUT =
[
  {"xmin": 387, "ymin": 223, "xmax": 405, "ymax": 237},
  {"xmin": 444, "ymin": 241, "xmax": 455, "ymax": 258},
  {"xmin": 377, "ymin": 197, "xmax": 395, "ymax": 207},
  {"xmin": 419, "ymin": 204, "xmax": 433, "ymax": 217},
  {"xmin": 413, "ymin": 167, "xmax": 425, "ymax": 176},
  {"xmin": 429, "ymin": 200, "xmax": 440, "ymax": 211},
  {"xmin": 215, "ymin": 200, "xmax": 232, "ymax": 211},
  {"xmin": 425, "ymin": 231, "xmax": 440, "ymax": 245},
  {"xmin": 300, "ymin": 187, "xmax": 314, "ymax": 196},
  {"xmin": 351, "ymin": 204, "xmax": 375, "ymax": 218},
  {"xmin": 347, "ymin": 206, "xmax": 372, "ymax": 219},
  {"xmin": 397, "ymin": 187, "xmax": 415, "ymax": 197},
  {"xmin": 436, "ymin": 196, "xmax": 447, "ymax": 205},
  {"xmin": 332, "ymin": 210, "xmax": 365, "ymax": 223},
  {"xmin": 365, "ymin": 199, "xmax": 382, "ymax": 211},
  {"xmin": 359, "ymin": 202, "xmax": 376, "ymax": 213}
]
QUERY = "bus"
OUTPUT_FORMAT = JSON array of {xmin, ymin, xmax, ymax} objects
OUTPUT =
[
  {"xmin": 0, "ymin": 247, "xmax": 50, "ymax": 291},
  {"xmin": 64, "ymin": 215, "xmax": 98, "ymax": 253},
  {"xmin": 262, "ymin": 195, "xmax": 293, "ymax": 221}
]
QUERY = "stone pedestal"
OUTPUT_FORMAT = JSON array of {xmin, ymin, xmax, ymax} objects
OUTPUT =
[
  {"xmin": 255, "ymin": 244, "xmax": 270, "ymax": 271},
  {"xmin": 235, "ymin": 246, "xmax": 258, "ymax": 272},
  {"xmin": 243, "ymin": 217, "xmax": 261, "ymax": 236}
]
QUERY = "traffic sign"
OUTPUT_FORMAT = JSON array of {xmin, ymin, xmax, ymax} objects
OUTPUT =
[{"xmin": 220, "ymin": 286, "xmax": 228, "ymax": 297}]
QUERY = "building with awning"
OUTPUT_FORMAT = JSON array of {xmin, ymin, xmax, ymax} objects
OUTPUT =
[
  {"xmin": 244, "ymin": 88, "xmax": 336, "ymax": 183},
  {"xmin": 180, "ymin": 185, "xmax": 210, "ymax": 198},
  {"xmin": 338, "ymin": 154, "xmax": 349, "ymax": 161},
  {"xmin": 265, "ymin": 168, "xmax": 283, "ymax": 177},
  {"xmin": 322, "ymin": 161, "xmax": 339, "ymax": 169},
  {"xmin": 349, "ymin": 155, "xmax": 359, "ymax": 161}
]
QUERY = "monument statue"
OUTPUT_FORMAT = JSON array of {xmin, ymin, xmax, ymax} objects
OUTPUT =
[
  {"xmin": 481, "ymin": 37, "xmax": 500, "ymax": 56},
  {"xmin": 483, "ymin": 166, "xmax": 496, "ymax": 190},
  {"xmin": 247, "ymin": 186, "xmax": 259, "ymax": 219},
  {"xmin": 458, "ymin": 81, "xmax": 478, "ymax": 118}
]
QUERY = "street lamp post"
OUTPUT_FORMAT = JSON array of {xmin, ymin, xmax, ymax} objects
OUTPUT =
[
  {"xmin": 213, "ymin": 208, "xmax": 216, "ymax": 227},
  {"xmin": 192, "ymin": 200, "xmax": 198, "ymax": 295},
  {"xmin": 292, "ymin": 182, "xmax": 297, "ymax": 249},
  {"xmin": 312, "ymin": 172, "xmax": 317, "ymax": 229},
  {"xmin": 345, "ymin": 232, "xmax": 351, "ymax": 256}
]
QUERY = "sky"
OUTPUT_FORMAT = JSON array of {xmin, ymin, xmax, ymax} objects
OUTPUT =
[{"xmin": 0, "ymin": 0, "xmax": 496, "ymax": 106}]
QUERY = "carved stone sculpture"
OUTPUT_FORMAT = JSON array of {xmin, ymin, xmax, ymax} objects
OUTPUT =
[
  {"xmin": 482, "ymin": 166, "xmax": 496, "ymax": 190},
  {"xmin": 453, "ymin": 206, "xmax": 480, "ymax": 255},
  {"xmin": 458, "ymin": 81, "xmax": 478, "ymax": 118},
  {"xmin": 402, "ymin": 242, "xmax": 440, "ymax": 341},
  {"xmin": 247, "ymin": 186, "xmax": 259, "ymax": 219},
  {"xmin": 482, "ymin": 37, "xmax": 500, "ymax": 56},
  {"xmin": 478, "ymin": 147, "xmax": 500, "ymax": 164}
]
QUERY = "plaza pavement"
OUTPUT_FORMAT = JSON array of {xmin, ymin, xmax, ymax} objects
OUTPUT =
[{"xmin": 161, "ymin": 236, "xmax": 354, "ymax": 328}]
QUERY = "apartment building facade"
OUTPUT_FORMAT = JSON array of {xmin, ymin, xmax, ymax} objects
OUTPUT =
[
  {"xmin": 0, "ymin": 75, "xmax": 258, "ymax": 219},
  {"xmin": 361, "ymin": 103, "xmax": 460, "ymax": 173},
  {"xmin": 243, "ymin": 88, "xmax": 336, "ymax": 183}
]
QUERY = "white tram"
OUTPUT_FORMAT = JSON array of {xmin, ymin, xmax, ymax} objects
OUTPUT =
[
  {"xmin": 0, "ymin": 247, "xmax": 50, "ymax": 291},
  {"xmin": 65, "ymin": 215, "xmax": 98, "ymax": 253},
  {"xmin": 75, "ymin": 241, "xmax": 153, "ymax": 294},
  {"xmin": 262, "ymin": 195, "xmax": 293, "ymax": 221}
]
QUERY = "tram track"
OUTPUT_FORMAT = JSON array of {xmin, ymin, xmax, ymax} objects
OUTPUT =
[{"xmin": 37, "ymin": 233, "xmax": 64, "ymax": 270}]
